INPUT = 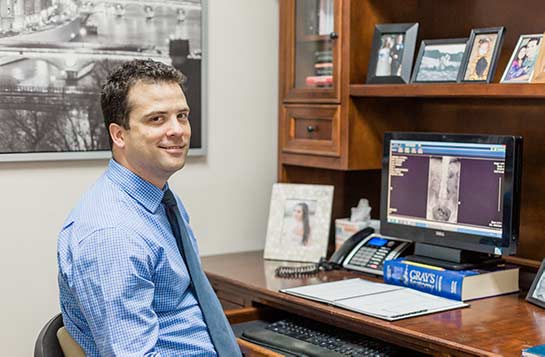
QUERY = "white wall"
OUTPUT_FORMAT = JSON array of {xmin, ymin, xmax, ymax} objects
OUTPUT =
[{"xmin": 0, "ymin": 1, "xmax": 278, "ymax": 355}]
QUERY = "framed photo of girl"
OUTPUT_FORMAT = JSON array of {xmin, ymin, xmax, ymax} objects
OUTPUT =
[
  {"xmin": 411, "ymin": 38, "xmax": 468, "ymax": 83},
  {"xmin": 501, "ymin": 34, "xmax": 543, "ymax": 83},
  {"xmin": 526, "ymin": 258, "xmax": 545, "ymax": 309},
  {"xmin": 366, "ymin": 23, "xmax": 419, "ymax": 84},
  {"xmin": 459, "ymin": 27, "xmax": 505, "ymax": 83},
  {"xmin": 264, "ymin": 183, "xmax": 334, "ymax": 263}
]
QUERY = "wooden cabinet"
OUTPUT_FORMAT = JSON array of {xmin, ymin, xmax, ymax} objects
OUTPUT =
[
  {"xmin": 281, "ymin": 0, "xmax": 342, "ymax": 103},
  {"xmin": 278, "ymin": 0, "xmax": 545, "ymax": 263}
]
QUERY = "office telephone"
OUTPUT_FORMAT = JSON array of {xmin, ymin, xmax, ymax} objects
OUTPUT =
[{"xmin": 275, "ymin": 227, "xmax": 413, "ymax": 278}]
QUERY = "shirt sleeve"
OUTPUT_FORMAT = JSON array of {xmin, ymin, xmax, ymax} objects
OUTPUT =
[{"xmin": 72, "ymin": 227, "xmax": 161, "ymax": 356}]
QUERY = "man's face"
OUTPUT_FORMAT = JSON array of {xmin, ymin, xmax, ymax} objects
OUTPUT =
[
  {"xmin": 478, "ymin": 42, "xmax": 490, "ymax": 56},
  {"xmin": 112, "ymin": 80, "xmax": 191, "ymax": 187}
]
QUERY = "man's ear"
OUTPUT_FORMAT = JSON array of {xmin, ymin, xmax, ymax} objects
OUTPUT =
[{"xmin": 109, "ymin": 123, "xmax": 126, "ymax": 149}]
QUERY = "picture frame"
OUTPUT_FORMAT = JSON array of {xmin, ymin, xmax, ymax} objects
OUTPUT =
[
  {"xmin": 264, "ymin": 183, "xmax": 334, "ymax": 263},
  {"xmin": 501, "ymin": 34, "xmax": 543, "ymax": 83},
  {"xmin": 0, "ymin": 0, "xmax": 206, "ymax": 162},
  {"xmin": 530, "ymin": 32, "xmax": 545, "ymax": 83},
  {"xmin": 411, "ymin": 38, "xmax": 468, "ymax": 83},
  {"xmin": 526, "ymin": 258, "xmax": 545, "ymax": 309},
  {"xmin": 366, "ymin": 23, "xmax": 419, "ymax": 84},
  {"xmin": 459, "ymin": 27, "xmax": 505, "ymax": 83}
]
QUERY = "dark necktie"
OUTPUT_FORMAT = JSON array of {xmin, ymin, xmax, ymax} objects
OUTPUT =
[{"xmin": 162, "ymin": 189, "xmax": 241, "ymax": 356}]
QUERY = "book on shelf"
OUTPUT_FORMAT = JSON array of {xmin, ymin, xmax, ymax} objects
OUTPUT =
[
  {"xmin": 315, "ymin": 68, "xmax": 333, "ymax": 76},
  {"xmin": 383, "ymin": 258, "xmax": 519, "ymax": 301},
  {"xmin": 306, "ymin": 75, "xmax": 333, "ymax": 87},
  {"xmin": 280, "ymin": 278, "xmax": 468, "ymax": 321},
  {"xmin": 523, "ymin": 344, "xmax": 545, "ymax": 357},
  {"xmin": 314, "ymin": 62, "xmax": 333, "ymax": 69}
]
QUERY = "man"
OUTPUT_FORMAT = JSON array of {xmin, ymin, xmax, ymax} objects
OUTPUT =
[
  {"xmin": 470, "ymin": 38, "xmax": 491, "ymax": 80},
  {"xmin": 523, "ymin": 37, "xmax": 540, "ymax": 74},
  {"xmin": 57, "ymin": 59, "xmax": 241, "ymax": 356},
  {"xmin": 390, "ymin": 34, "xmax": 404, "ymax": 76}
]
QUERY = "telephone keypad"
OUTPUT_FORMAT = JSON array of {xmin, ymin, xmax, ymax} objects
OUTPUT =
[{"xmin": 344, "ymin": 235, "xmax": 411, "ymax": 275}]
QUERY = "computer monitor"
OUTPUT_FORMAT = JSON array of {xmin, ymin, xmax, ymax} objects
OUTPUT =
[{"xmin": 380, "ymin": 132, "xmax": 523, "ymax": 269}]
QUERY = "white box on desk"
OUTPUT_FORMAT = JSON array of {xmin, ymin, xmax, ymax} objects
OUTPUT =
[{"xmin": 335, "ymin": 219, "xmax": 379, "ymax": 250}]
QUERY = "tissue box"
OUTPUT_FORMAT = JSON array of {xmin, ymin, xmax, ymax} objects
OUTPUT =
[
  {"xmin": 335, "ymin": 219, "xmax": 380, "ymax": 250},
  {"xmin": 335, "ymin": 219, "xmax": 368, "ymax": 250}
]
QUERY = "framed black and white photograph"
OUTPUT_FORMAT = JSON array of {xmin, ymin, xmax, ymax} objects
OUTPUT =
[
  {"xmin": 0, "ymin": 0, "xmax": 205, "ymax": 162},
  {"xmin": 411, "ymin": 38, "xmax": 468, "ymax": 83},
  {"xmin": 459, "ymin": 27, "xmax": 505, "ymax": 83},
  {"xmin": 526, "ymin": 259, "xmax": 545, "ymax": 309},
  {"xmin": 366, "ymin": 22, "xmax": 419, "ymax": 84},
  {"xmin": 264, "ymin": 183, "xmax": 334, "ymax": 263},
  {"xmin": 501, "ymin": 34, "xmax": 543, "ymax": 83}
]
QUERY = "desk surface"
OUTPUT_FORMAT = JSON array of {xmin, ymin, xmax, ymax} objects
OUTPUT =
[{"xmin": 202, "ymin": 250, "xmax": 545, "ymax": 357}]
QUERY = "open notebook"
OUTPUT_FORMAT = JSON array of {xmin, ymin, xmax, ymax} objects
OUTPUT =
[{"xmin": 280, "ymin": 278, "xmax": 468, "ymax": 321}]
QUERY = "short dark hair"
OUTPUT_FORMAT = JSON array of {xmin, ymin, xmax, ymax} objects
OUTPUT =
[{"xmin": 100, "ymin": 59, "xmax": 185, "ymax": 146}]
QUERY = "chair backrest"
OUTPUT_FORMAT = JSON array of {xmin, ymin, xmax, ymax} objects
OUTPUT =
[{"xmin": 34, "ymin": 313, "xmax": 64, "ymax": 357}]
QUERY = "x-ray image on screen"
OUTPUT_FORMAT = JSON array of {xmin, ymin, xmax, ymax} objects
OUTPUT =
[{"xmin": 426, "ymin": 156, "xmax": 461, "ymax": 223}]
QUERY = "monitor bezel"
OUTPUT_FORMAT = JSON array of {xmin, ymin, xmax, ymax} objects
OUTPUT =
[{"xmin": 380, "ymin": 132, "xmax": 522, "ymax": 256}]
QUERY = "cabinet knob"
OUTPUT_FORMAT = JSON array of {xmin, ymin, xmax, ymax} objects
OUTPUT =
[
  {"xmin": 329, "ymin": 32, "xmax": 338, "ymax": 40},
  {"xmin": 307, "ymin": 125, "xmax": 317, "ymax": 133}
]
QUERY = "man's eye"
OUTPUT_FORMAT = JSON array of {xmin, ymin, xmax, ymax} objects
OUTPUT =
[
  {"xmin": 178, "ymin": 112, "xmax": 189, "ymax": 120},
  {"xmin": 150, "ymin": 117, "xmax": 162, "ymax": 122}
]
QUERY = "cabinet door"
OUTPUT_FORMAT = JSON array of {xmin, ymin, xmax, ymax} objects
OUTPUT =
[
  {"xmin": 281, "ymin": 0, "xmax": 342, "ymax": 103},
  {"xmin": 281, "ymin": 104, "xmax": 341, "ymax": 157}
]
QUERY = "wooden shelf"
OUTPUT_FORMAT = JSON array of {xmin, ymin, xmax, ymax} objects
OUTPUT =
[{"xmin": 350, "ymin": 83, "xmax": 545, "ymax": 99}]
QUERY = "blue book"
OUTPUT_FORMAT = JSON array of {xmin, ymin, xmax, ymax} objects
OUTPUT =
[
  {"xmin": 383, "ymin": 258, "xmax": 519, "ymax": 301},
  {"xmin": 523, "ymin": 344, "xmax": 545, "ymax": 357}
]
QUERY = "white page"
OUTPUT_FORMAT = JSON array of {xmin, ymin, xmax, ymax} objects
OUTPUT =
[
  {"xmin": 335, "ymin": 288, "xmax": 468, "ymax": 320},
  {"xmin": 281, "ymin": 278, "xmax": 400, "ymax": 302}
]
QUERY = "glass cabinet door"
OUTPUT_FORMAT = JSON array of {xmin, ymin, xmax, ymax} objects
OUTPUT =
[{"xmin": 283, "ymin": 0, "xmax": 341, "ymax": 102}]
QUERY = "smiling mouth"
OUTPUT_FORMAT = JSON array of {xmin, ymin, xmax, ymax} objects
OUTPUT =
[{"xmin": 160, "ymin": 144, "xmax": 186, "ymax": 149}]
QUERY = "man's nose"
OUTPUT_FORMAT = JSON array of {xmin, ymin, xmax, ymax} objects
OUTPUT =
[{"xmin": 166, "ymin": 117, "xmax": 185, "ymax": 136}]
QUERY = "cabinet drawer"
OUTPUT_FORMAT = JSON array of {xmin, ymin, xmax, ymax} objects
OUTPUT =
[{"xmin": 281, "ymin": 105, "xmax": 341, "ymax": 157}]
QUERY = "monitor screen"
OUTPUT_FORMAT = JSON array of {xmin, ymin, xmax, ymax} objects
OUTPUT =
[{"xmin": 380, "ymin": 132, "xmax": 522, "ymax": 256}]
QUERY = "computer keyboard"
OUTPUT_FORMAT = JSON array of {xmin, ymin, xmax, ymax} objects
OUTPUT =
[{"xmin": 241, "ymin": 318, "xmax": 411, "ymax": 357}]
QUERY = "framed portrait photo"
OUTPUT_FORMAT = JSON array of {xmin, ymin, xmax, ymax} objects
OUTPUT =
[
  {"xmin": 366, "ymin": 23, "xmax": 419, "ymax": 84},
  {"xmin": 501, "ymin": 34, "xmax": 543, "ymax": 83},
  {"xmin": 411, "ymin": 38, "xmax": 468, "ymax": 83},
  {"xmin": 264, "ymin": 183, "xmax": 334, "ymax": 263},
  {"xmin": 526, "ymin": 259, "xmax": 545, "ymax": 309},
  {"xmin": 459, "ymin": 27, "xmax": 505, "ymax": 83}
]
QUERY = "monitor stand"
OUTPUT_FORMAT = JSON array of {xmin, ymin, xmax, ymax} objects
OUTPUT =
[{"xmin": 405, "ymin": 243, "xmax": 503, "ymax": 270}]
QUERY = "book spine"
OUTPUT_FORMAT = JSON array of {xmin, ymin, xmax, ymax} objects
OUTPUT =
[
  {"xmin": 383, "ymin": 259, "xmax": 464, "ymax": 301},
  {"xmin": 305, "ymin": 75, "xmax": 333, "ymax": 86}
]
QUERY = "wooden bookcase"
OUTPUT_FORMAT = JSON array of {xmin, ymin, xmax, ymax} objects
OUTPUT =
[{"xmin": 278, "ymin": 0, "xmax": 545, "ymax": 263}]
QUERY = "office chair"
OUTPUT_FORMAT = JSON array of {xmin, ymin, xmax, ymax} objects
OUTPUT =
[
  {"xmin": 34, "ymin": 313, "xmax": 64, "ymax": 357},
  {"xmin": 34, "ymin": 313, "xmax": 84, "ymax": 357},
  {"xmin": 35, "ymin": 311, "xmax": 279, "ymax": 357}
]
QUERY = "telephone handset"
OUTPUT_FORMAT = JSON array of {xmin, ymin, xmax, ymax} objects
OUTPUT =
[
  {"xmin": 274, "ymin": 227, "xmax": 413, "ymax": 278},
  {"xmin": 329, "ymin": 227, "xmax": 376, "ymax": 267}
]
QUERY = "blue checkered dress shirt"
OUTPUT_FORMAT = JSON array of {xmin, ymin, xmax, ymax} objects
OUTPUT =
[{"xmin": 57, "ymin": 159, "xmax": 217, "ymax": 356}]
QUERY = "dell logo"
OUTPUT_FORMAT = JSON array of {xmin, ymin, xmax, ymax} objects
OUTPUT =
[{"xmin": 435, "ymin": 231, "xmax": 445, "ymax": 237}]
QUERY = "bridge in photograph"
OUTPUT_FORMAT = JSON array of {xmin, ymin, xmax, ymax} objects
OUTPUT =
[{"xmin": 0, "ymin": 43, "xmax": 171, "ymax": 80}]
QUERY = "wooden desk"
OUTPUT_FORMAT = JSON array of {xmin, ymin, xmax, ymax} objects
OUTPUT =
[{"xmin": 202, "ymin": 251, "xmax": 545, "ymax": 357}]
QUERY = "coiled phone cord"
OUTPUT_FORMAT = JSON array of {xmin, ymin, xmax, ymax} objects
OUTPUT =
[{"xmin": 274, "ymin": 258, "xmax": 337, "ymax": 279}]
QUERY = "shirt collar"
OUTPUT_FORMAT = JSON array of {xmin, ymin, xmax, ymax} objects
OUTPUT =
[{"xmin": 106, "ymin": 159, "xmax": 167, "ymax": 213}]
